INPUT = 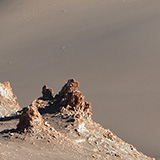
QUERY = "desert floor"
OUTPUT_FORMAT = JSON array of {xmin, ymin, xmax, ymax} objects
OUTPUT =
[{"xmin": 1, "ymin": 0, "xmax": 160, "ymax": 158}]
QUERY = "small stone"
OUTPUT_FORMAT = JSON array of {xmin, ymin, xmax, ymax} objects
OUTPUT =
[
  {"xmin": 9, "ymin": 133, "xmax": 14, "ymax": 136},
  {"xmin": 31, "ymin": 142, "xmax": 35, "ymax": 145},
  {"xmin": 44, "ymin": 121, "xmax": 50, "ymax": 127},
  {"xmin": 92, "ymin": 155, "xmax": 96, "ymax": 158}
]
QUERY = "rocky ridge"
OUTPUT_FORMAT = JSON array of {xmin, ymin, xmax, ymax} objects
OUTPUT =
[
  {"xmin": 31, "ymin": 79, "xmax": 154, "ymax": 160},
  {"xmin": 0, "ymin": 79, "xmax": 155, "ymax": 160}
]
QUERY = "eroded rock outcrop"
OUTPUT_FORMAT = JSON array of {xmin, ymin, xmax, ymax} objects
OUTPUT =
[
  {"xmin": 17, "ymin": 105, "xmax": 44, "ymax": 132},
  {"xmin": 42, "ymin": 85, "xmax": 54, "ymax": 100},
  {"xmin": 29, "ymin": 79, "xmax": 154, "ymax": 160},
  {"xmin": 0, "ymin": 79, "xmax": 154, "ymax": 159},
  {"xmin": 0, "ymin": 81, "xmax": 21, "ymax": 117},
  {"xmin": 54, "ymin": 79, "xmax": 92, "ymax": 122},
  {"xmin": 17, "ymin": 104, "xmax": 58, "ymax": 140}
]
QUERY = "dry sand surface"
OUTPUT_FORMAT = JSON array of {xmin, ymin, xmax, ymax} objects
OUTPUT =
[
  {"xmin": 0, "ymin": 120, "xmax": 101, "ymax": 160},
  {"xmin": 1, "ymin": 0, "xmax": 160, "ymax": 159}
]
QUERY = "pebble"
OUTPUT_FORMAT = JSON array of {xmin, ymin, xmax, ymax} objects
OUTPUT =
[{"xmin": 31, "ymin": 142, "xmax": 35, "ymax": 145}]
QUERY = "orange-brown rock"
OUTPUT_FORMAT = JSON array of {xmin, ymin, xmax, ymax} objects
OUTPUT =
[
  {"xmin": 30, "ymin": 79, "xmax": 154, "ymax": 160},
  {"xmin": 17, "ymin": 105, "xmax": 44, "ymax": 132},
  {"xmin": 42, "ymin": 85, "xmax": 54, "ymax": 100},
  {"xmin": 59, "ymin": 79, "xmax": 79, "ymax": 94},
  {"xmin": 16, "ymin": 104, "xmax": 59, "ymax": 140},
  {"xmin": 6, "ymin": 78, "xmax": 154, "ymax": 160},
  {"xmin": 54, "ymin": 79, "xmax": 92, "ymax": 122},
  {"xmin": 0, "ymin": 81, "xmax": 21, "ymax": 117}
]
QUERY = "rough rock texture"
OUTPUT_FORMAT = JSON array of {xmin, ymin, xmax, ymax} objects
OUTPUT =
[
  {"xmin": 53, "ymin": 79, "xmax": 92, "ymax": 122},
  {"xmin": 31, "ymin": 79, "xmax": 154, "ymax": 160},
  {"xmin": 17, "ymin": 105, "xmax": 44, "ymax": 132},
  {"xmin": 0, "ymin": 79, "xmax": 155, "ymax": 159},
  {"xmin": 42, "ymin": 85, "xmax": 54, "ymax": 100},
  {"xmin": 0, "ymin": 81, "xmax": 21, "ymax": 117},
  {"xmin": 16, "ymin": 104, "xmax": 59, "ymax": 140}
]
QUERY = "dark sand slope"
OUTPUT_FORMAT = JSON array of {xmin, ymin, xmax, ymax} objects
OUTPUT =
[{"xmin": 1, "ymin": 0, "xmax": 160, "ymax": 158}]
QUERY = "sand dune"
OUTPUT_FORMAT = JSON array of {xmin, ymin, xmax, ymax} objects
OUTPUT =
[{"xmin": 1, "ymin": 0, "xmax": 160, "ymax": 158}]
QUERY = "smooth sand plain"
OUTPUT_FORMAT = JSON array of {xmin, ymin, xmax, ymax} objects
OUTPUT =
[{"xmin": 1, "ymin": 0, "xmax": 160, "ymax": 158}]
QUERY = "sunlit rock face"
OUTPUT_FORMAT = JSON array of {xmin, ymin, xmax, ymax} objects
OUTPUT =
[
  {"xmin": 17, "ymin": 105, "xmax": 44, "ymax": 132},
  {"xmin": 17, "ymin": 104, "xmax": 59, "ymax": 140},
  {"xmin": 0, "ymin": 81, "xmax": 21, "ymax": 117},
  {"xmin": 30, "ymin": 79, "xmax": 154, "ymax": 160},
  {"xmin": 54, "ymin": 79, "xmax": 92, "ymax": 122}
]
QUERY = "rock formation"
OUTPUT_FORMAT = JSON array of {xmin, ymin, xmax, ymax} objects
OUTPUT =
[
  {"xmin": 54, "ymin": 79, "xmax": 92, "ymax": 122},
  {"xmin": 17, "ymin": 104, "xmax": 58, "ymax": 140},
  {"xmin": 41, "ymin": 85, "xmax": 54, "ymax": 100},
  {"xmin": 29, "ymin": 79, "xmax": 154, "ymax": 160},
  {"xmin": 17, "ymin": 105, "xmax": 44, "ymax": 132},
  {"xmin": 0, "ymin": 79, "xmax": 155, "ymax": 159},
  {"xmin": 0, "ymin": 81, "xmax": 21, "ymax": 117}
]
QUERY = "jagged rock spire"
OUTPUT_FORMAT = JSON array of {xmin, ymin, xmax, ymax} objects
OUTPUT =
[
  {"xmin": 54, "ymin": 79, "xmax": 92, "ymax": 122},
  {"xmin": 42, "ymin": 85, "xmax": 54, "ymax": 100},
  {"xmin": 17, "ymin": 105, "xmax": 44, "ymax": 132},
  {"xmin": 59, "ymin": 79, "xmax": 79, "ymax": 94}
]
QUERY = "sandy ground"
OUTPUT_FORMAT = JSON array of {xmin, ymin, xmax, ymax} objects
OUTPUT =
[
  {"xmin": 0, "ymin": 119, "xmax": 98, "ymax": 160},
  {"xmin": 1, "ymin": 0, "xmax": 160, "ymax": 158}
]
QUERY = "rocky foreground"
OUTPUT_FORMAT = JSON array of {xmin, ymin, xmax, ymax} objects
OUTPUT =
[{"xmin": 0, "ymin": 79, "xmax": 155, "ymax": 160}]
